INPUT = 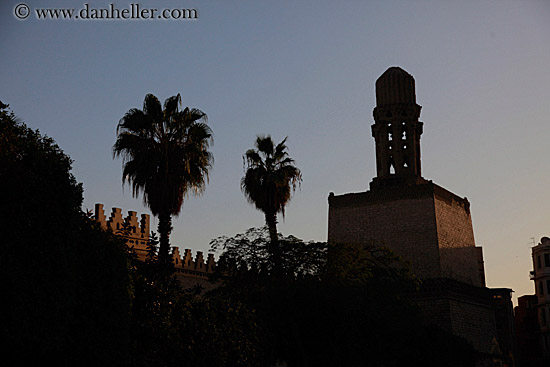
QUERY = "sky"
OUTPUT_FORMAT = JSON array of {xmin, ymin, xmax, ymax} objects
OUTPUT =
[{"xmin": 2, "ymin": 0, "xmax": 549, "ymax": 305}]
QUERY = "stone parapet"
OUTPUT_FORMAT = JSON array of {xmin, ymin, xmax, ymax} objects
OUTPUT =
[{"xmin": 94, "ymin": 204, "xmax": 216, "ymax": 284}]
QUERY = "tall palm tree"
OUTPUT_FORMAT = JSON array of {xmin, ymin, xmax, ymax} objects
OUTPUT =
[
  {"xmin": 241, "ymin": 135, "xmax": 302, "ymax": 275},
  {"xmin": 113, "ymin": 93, "xmax": 213, "ymax": 265}
]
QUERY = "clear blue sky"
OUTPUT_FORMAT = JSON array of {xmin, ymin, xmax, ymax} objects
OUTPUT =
[{"xmin": 2, "ymin": 0, "xmax": 549, "ymax": 305}]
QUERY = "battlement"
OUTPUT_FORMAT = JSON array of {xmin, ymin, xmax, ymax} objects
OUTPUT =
[
  {"xmin": 172, "ymin": 248, "xmax": 216, "ymax": 279},
  {"xmin": 94, "ymin": 203, "xmax": 150, "ymax": 241},
  {"xmin": 94, "ymin": 204, "xmax": 216, "ymax": 280}
]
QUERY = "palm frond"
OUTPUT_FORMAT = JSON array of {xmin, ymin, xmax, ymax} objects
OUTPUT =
[
  {"xmin": 143, "ymin": 94, "xmax": 162, "ymax": 123},
  {"xmin": 163, "ymin": 94, "xmax": 181, "ymax": 116},
  {"xmin": 256, "ymin": 135, "xmax": 274, "ymax": 155},
  {"xmin": 116, "ymin": 109, "xmax": 150, "ymax": 134}
]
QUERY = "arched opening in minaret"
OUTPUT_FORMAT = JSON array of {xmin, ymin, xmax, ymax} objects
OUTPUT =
[{"xmin": 371, "ymin": 67, "xmax": 423, "ymax": 184}]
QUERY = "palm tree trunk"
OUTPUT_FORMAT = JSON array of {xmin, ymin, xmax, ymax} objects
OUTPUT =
[
  {"xmin": 158, "ymin": 211, "xmax": 172, "ymax": 266},
  {"xmin": 265, "ymin": 211, "xmax": 282, "ymax": 278}
]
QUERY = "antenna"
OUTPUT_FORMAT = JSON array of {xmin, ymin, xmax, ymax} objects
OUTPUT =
[{"xmin": 528, "ymin": 237, "xmax": 535, "ymax": 248}]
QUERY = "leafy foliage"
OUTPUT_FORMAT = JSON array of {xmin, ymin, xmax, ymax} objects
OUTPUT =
[
  {"xmin": 128, "ymin": 232, "xmax": 262, "ymax": 367},
  {"xmin": 210, "ymin": 227, "xmax": 326, "ymax": 280},
  {"xmin": 0, "ymin": 102, "xmax": 132, "ymax": 366},
  {"xmin": 323, "ymin": 241, "xmax": 419, "ymax": 287},
  {"xmin": 210, "ymin": 228, "xmax": 476, "ymax": 366}
]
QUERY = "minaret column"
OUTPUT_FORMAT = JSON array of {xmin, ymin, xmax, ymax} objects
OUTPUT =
[{"xmin": 370, "ymin": 67, "xmax": 425, "ymax": 189}]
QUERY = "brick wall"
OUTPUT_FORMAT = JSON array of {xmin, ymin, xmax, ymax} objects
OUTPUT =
[
  {"xmin": 328, "ymin": 182, "xmax": 482, "ymax": 285},
  {"xmin": 449, "ymin": 298, "xmax": 496, "ymax": 354},
  {"xmin": 433, "ymin": 190, "xmax": 482, "ymax": 286},
  {"xmin": 327, "ymin": 182, "xmax": 505, "ymax": 355},
  {"xmin": 328, "ymin": 184, "xmax": 442, "ymax": 279},
  {"xmin": 411, "ymin": 279, "xmax": 498, "ymax": 355}
]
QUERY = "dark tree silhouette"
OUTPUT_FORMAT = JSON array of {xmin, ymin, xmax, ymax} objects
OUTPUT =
[
  {"xmin": 0, "ymin": 102, "xmax": 132, "ymax": 366},
  {"xmin": 209, "ymin": 231, "xmax": 476, "ymax": 367},
  {"xmin": 241, "ymin": 136, "xmax": 302, "ymax": 276},
  {"xmin": 210, "ymin": 227, "xmax": 326, "ymax": 281},
  {"xmin": 113, "ymin": 94, "xmax": 213, "ymax": 266}
]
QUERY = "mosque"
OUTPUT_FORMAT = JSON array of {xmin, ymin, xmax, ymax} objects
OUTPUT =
[{"xmin": 328, "ymin": 67, "xmax": 515, "ymax": 363}]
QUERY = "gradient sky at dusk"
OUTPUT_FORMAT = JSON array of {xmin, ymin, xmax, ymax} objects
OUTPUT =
[{"xmin": 2, "ymin": 0, "xmax": 549, "ymax": 305}]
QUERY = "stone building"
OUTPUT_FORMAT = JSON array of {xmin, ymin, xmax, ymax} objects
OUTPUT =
[
  {"xmin": 328, "ymin": 67, "xmax": 515, "ymax": 361},
  {"xmin": 515, "ymin": 237, "xmax": 550, "ymax": 366},
  {"xmin": 514, "ymin": 295, "xmax": 541, "ymax": 367},
  {"xmin": 94, "ymin": 203, "xmax": 216, "ymax": 290},
  {"xmin": 531, "ymin": 236, "xmax": 550, "ymax": 355}
]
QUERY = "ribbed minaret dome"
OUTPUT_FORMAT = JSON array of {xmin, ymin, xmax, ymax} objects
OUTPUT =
[{"xmin": 376, "ymin": 67, "xmax": 416, "ymax": 106}]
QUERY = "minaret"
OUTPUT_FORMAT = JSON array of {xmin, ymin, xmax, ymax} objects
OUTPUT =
[
  {"xmin": 328, "ymin": 67, "xmax": 513, "ymax": 357},
  {"xmin": 370, "ymin": 67, "xmax": 425, "ymax": 189}
]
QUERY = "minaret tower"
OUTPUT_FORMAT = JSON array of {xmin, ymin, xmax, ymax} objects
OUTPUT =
[
  {"xmin": 370, "ymin": 67, "xmax": 426, "ymax": 189},
  {"xmin": 328, "ymin": 66, "xmax": 513, "ymax": 357}
]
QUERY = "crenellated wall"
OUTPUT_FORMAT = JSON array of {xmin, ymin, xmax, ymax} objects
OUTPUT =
[
  {"xmin": 94, "ymin": 204, "xmax": 216, "ymax": 288},
  {"xmin": 95, "ymin": 203, "xmax": 150, "ymax": 260}
]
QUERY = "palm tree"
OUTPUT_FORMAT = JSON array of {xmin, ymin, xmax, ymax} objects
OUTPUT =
[
  {"xmin": 241, "ymin": 135, "xmax": 302, "ymax": 275},
  {"xmin": 113, "ymin": 93, "xmax": 213, "ymax": 266}
]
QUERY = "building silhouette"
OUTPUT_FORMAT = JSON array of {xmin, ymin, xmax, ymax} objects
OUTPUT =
[
  {"xmin": 328, "ymin": 67, "xmax": 515, "ymax": 363},
  {"xmin": 515, "ymin": 237, "xmax": 550, "ymax": 366},
  {"xmin": 531, "ymin": 237, "xmax": 550, "ymax": 355},
  {"xmin": 514, "ymin": 294, "xmax": 540, "ymax": 367}
]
